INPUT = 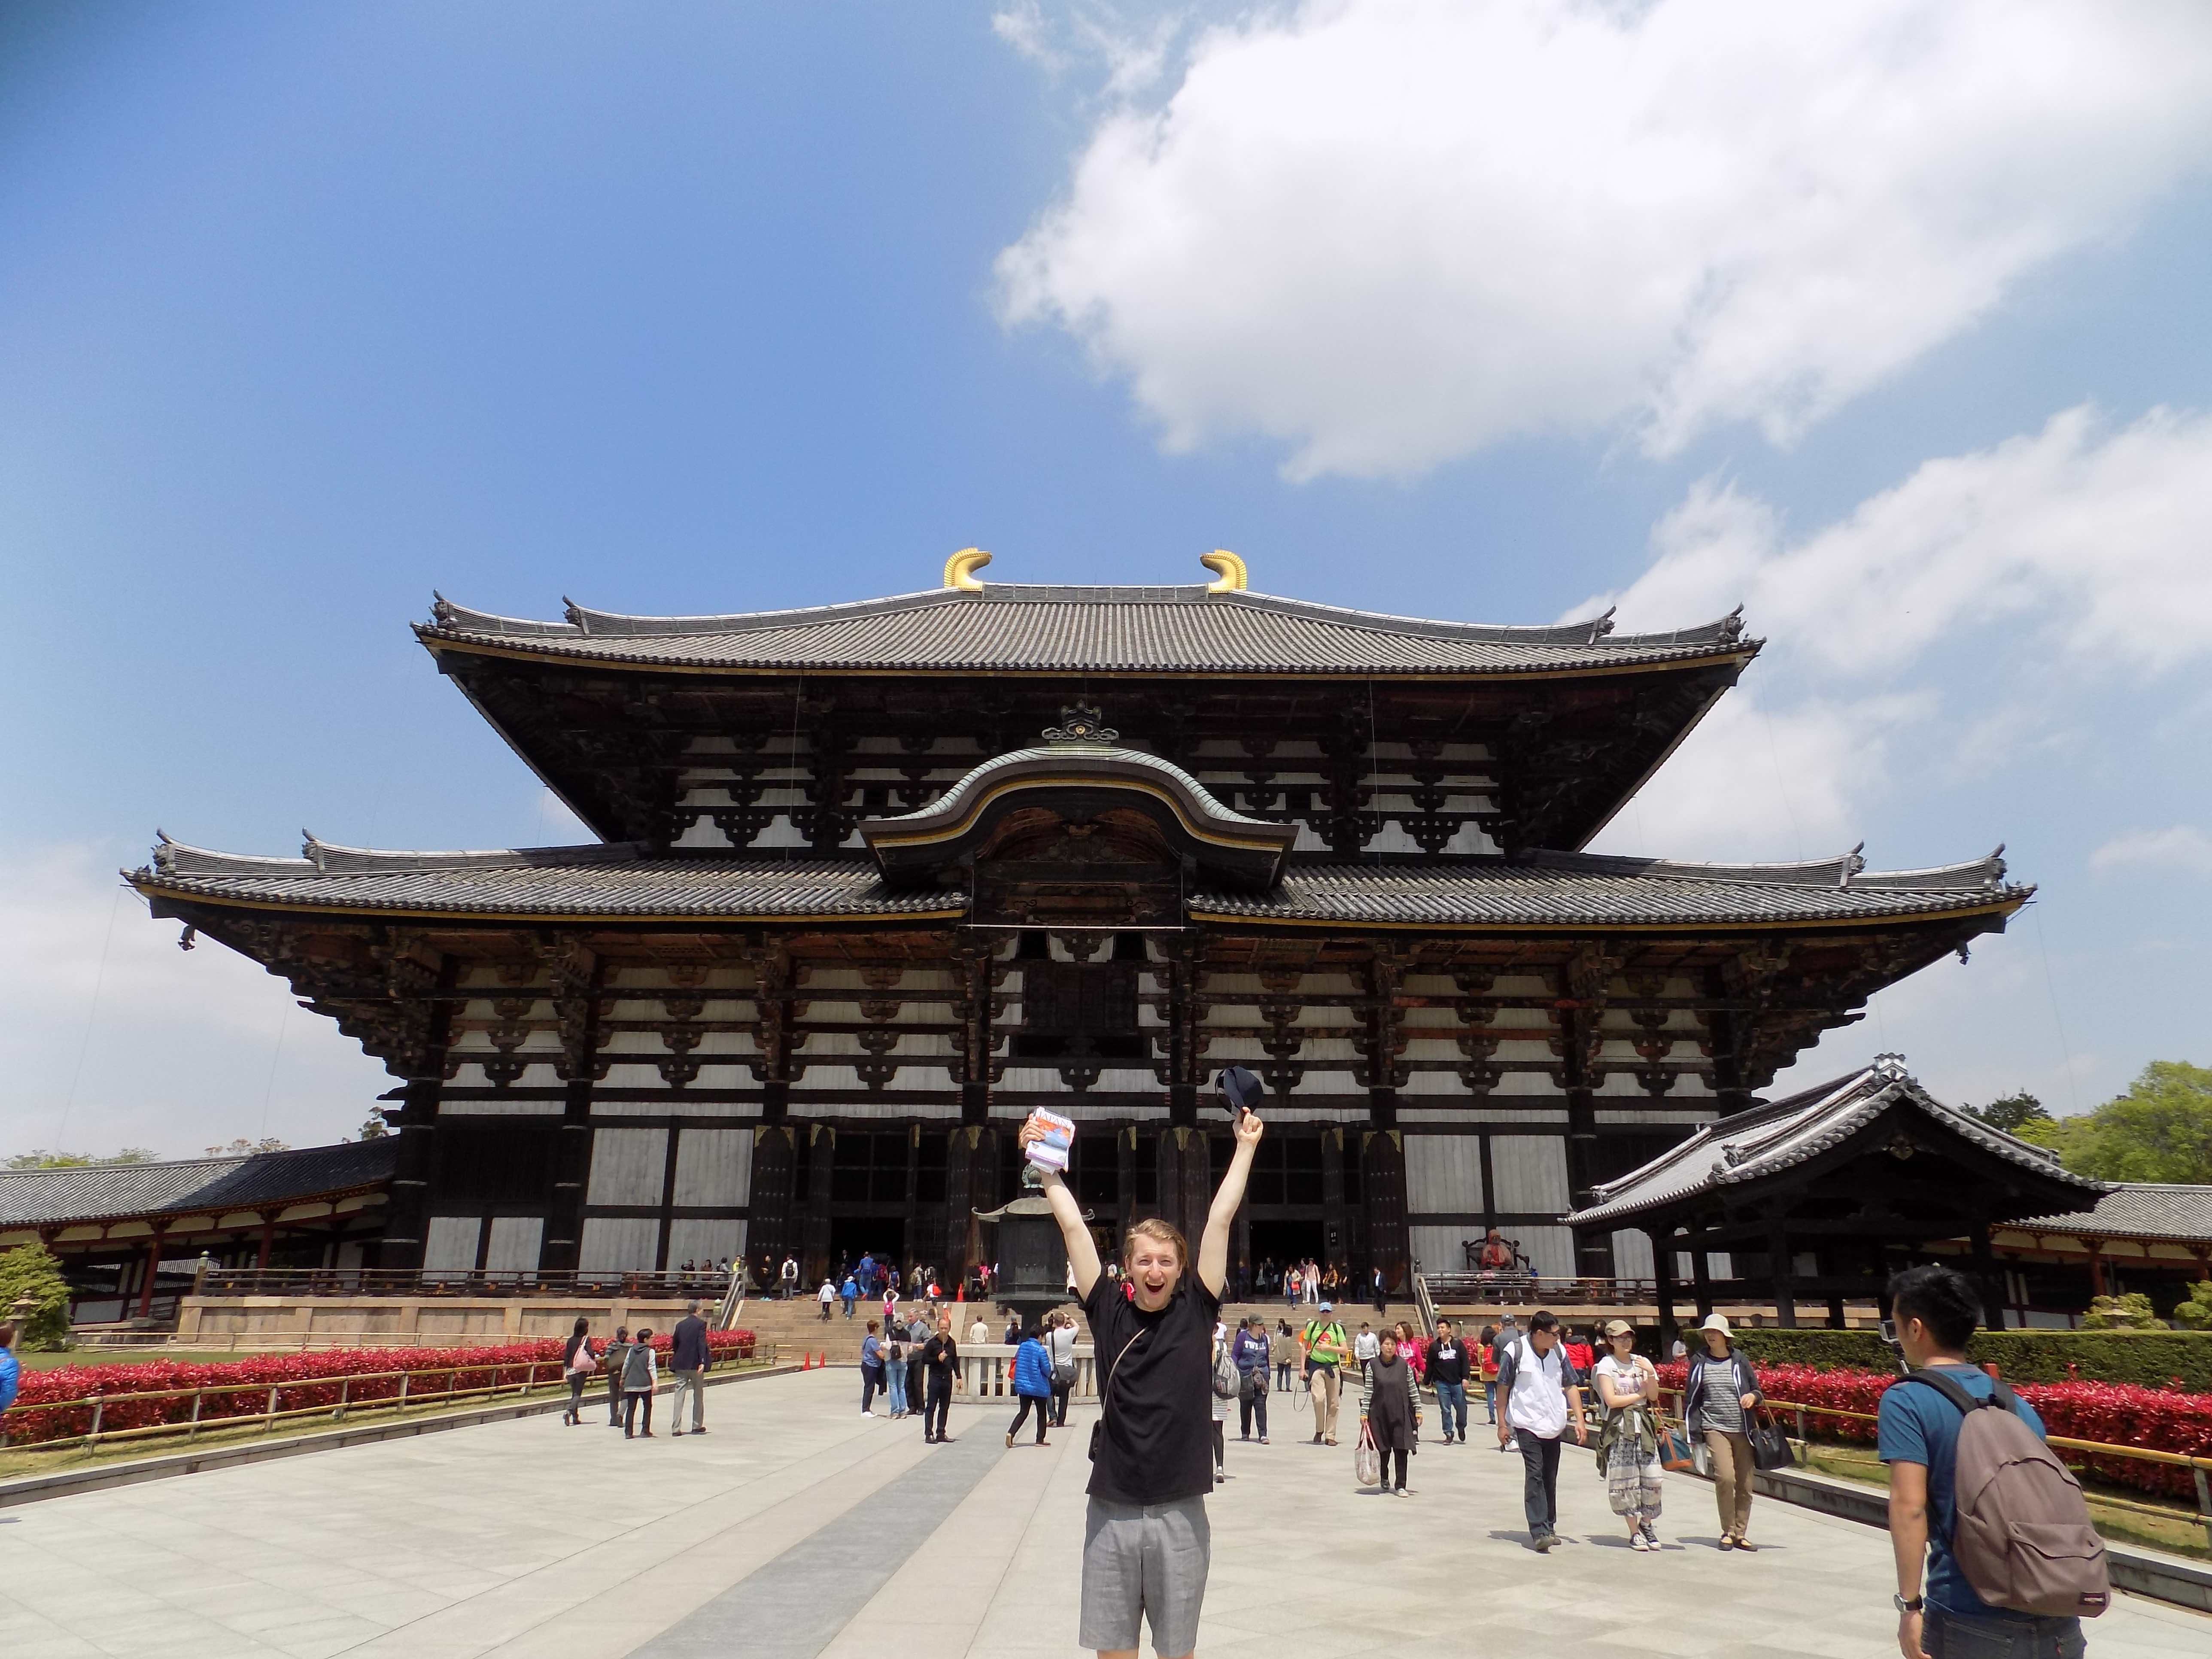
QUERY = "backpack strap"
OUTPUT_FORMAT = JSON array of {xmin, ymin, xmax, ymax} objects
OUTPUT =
[{"xmin": 1901, "ymin": 1367, "xmax": 1994, "ymax": 1416}]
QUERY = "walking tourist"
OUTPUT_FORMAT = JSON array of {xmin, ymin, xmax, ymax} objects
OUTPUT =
[
  {"xmin": 1370, "ymin": 1263, "xmax": 1388, "ymax": 1315},
  {"xmin": 1353, "ymin": 1321, "xmax": 1379, "ymax": 1382},
  {"xmin": 841, "ymin": 1274, "xmax": 859, "ymax": 1319},
  {"xmin": 1303, "ymin": 1302, "xmax": 1350, "ymax": 1446},
  {"xmin": 1305, "ymin": 1258, "xmax": 1322, "ymax": 1304},
  {"xmin": 1360, "ymin": 1327, "xmax": 1422, "ymax": 1494},
  {"xmin": 561, "ymin": 1317, "xmax": 598, "ymax": 1426},
  {"xmin": 1047, "ymin": 1311, "xmax": 1079, "ymax": 1427},
  {"xmin": 1271, "ymin": 1320, "xmax": 1297, "ymax": 1393},
  {"xmin": 1210, "ymin": 1322, "xmax": 1233, "ymax": 1481},
  {"xmin": 1006, "ymin": 1325, "xmax": 1054, "ymax": 1446},
  {"xmin": 0, "ymin": 1322, "xmax": 18, "ymax": 1421},
  {"xmin": 1591, "ymin": 1318, "xmax": 1663, "ymax": 1550},
  {"xmin": 885, "ymin": 1319, "xmax": 910, "ymax": 1418},
  {"xmin": 858, "ymin": 1251, "xmax": 876, "ymax": 1298},
  {"xmin": 1285, "ymin": 1263, "xmax": 1302, "ymax": 1308},
  {"xmin": 1495, "ymin": 1309, "xmax": 1587, "ymax": 1551},
  {"xmin": 1233, "ymin": 1316, "xmax": 1271, "ymax": 1443},
  {"xmin": 1478, "ymin": 1323, "xmax": 1501, "ymax": 1422},
  {"xmin": 818, "ymin": 1278, "xmax": 836, "ymax": 1321},
  {"xmin": 1880, "ymin": 1263, "xmax": 2103, "ymax": 1659},
  {"xmin": 622, "ymin": 1327, "xmax": 659, "ymax": 1437},
  {"xmin": 605, "ymin": 1325, "xmax": 632, "ymax": 1426},
  {"xmin": 1683, "ymin": 1313, "xmax": 1764, "ymax": 1551},
  {"xmin": 669, "ymin": 1300, "xmax": 711, "ymax": 1436},
  {"xmin": 905, "ymin": 1313, "xmax": 930, "ymax": 1416},
  {"xmin": 860, "ymin": 1319, "xmax": 887, "ymax": 1416},
  {"xmin": 921, "ymin": 1312, "xmax": 961, "ymax": 1443},
  {"xmin": 781, "ymin": 1254, "xmax": 799, "ymax": 1298},
  {"xmin": 1019, "ymin": 1077, "xmax": 1263, "ymax": 1659},
  {"xmin": 1427, "ymin": 1317, "xmax": 1470, "ymax": 1443},
  {"xmin": 1003, "ymin": 1311, "xmax": 1022, "ymax": 1345},
  {"xmin": 1395, "ymin": 1321, "xmax": 1426, "ymax": 1381}
]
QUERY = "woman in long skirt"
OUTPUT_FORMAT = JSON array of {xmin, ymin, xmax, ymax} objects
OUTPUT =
[{"xmin": 1591, "ymin": 1318, "xmax": 1665, "ymax": 1550}]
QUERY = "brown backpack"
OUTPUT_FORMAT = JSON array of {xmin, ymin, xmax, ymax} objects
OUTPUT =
[{"xmin": 1902, "ymin": 1370, "xmax": 2110, "ymax": 1619}]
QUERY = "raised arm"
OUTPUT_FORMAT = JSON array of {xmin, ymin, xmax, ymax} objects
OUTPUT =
[
  {"xmin": 1018, "ymin": 1115, "xmax": 1104, "ymax": 1298},
  {"xmin": 1197, "ymin": 1108, "xmax": 1264, "ymax": 1297}
]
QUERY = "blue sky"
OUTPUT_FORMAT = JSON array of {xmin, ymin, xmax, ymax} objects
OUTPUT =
[{"xmin": 7, "ymin": 1, "xmax": 2210, "ymax": 1158}]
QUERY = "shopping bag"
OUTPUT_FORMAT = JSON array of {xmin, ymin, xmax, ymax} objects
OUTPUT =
[
  {"xmin": 1659, "ymin": 1425, "xmax": 1696, "ymax": 1472},
  {"xmin": 1353, "ymin": 1421, "xmax": 1382, "ymax": 1488}
]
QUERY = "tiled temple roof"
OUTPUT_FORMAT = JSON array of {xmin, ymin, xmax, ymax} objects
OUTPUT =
[
  {"xmin": 134, "ymin": 837, "xmax": 2025, "ymax": 929},
  {"xmin": 1569, "ymin": 1064, "xmax": 2104, "ymax": 1228},
  {"xmin": 2012, "ymin": 1184, "xmax": 2212, "ymax": 1246},
  {"xmin": 417, "ymin": 583, "xmax": 1756, "ymax": 676},
  {"xmin": 0, "ymin": 1140, "xmax": 397, "ymax": 1229}
]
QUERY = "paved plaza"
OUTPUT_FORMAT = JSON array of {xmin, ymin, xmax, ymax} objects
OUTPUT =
[{"xmin": 2, "ymin": 1369, "xmax": 2205, "ymax": 1659}]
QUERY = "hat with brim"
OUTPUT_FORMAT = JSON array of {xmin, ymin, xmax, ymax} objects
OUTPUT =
[
  {"xmin": 1603, "ymin": 1318, "xmax": 1635, "ymax": 1339},
  {"xmin": 1695, "ymin": 1313, "xmax": 1733, "ymax": 1339}
]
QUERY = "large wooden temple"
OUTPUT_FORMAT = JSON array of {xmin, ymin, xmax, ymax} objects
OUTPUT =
[{"xmin": 131, "ymin": 550, "xmax": 2030, "ymax": 1289}]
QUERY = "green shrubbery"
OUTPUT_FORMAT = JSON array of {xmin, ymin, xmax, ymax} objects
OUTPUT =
[
  {"xmin": 0, "ymin": 1243, "xmax": 73, "ymax": 1351},
  {"xmin": 1735, "ymin": 1325, "xmax": 2212, "ymax": 1390}
]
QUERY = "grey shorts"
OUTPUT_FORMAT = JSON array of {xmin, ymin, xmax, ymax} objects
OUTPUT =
[{"xmin": 1079, "ymin": 1494, "xmax": 1210, "ymax": 1657}]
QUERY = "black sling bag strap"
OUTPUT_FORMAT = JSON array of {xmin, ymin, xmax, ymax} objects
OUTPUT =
[{"xmin": 1088, "ymin": 1329, "xmax": 1146, "ymax": 1462}]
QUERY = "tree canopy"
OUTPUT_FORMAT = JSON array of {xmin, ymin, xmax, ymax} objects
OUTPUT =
[
  {"xmin": 3, "ymin": 1148, "xmax": 157, "ymax": 1170},
  {"xmin": 1965, "ymin": 1091, "xmax": 2051, "ymax": 1133},
  {"xmin": 2013, "ymin": 1060, "xmax": 2212, "ymax": 1185}
]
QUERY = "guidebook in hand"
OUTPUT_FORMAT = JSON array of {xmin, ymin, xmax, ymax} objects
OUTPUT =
[{"xmin": 1024, "ymin": 1107, "xmax": 1076, "ymax": 1171}]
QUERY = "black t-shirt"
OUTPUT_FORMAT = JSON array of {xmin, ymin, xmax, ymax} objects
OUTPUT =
[
  {"xmin": 1083, "ymin": 1271, "xmax": 1221, "ymax": 1506},
  {"xmin": 922, "ymin": 1333, "xmax": 958, "ymax": 1385}
]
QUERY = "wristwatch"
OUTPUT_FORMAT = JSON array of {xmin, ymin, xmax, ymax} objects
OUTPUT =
[{"xmin": 1893, "ymin": 1595, "xmax": 1923, "ymax": 1613}]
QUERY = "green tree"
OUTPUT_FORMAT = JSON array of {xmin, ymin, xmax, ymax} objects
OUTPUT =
[
  {"xmin": 203, "ymin": 1137, "xmax": 292, "ymax": 1157},
  {"xmin": 1966, "ymin": 1091, "xmax": 2050, "ymax": 1134},
  {"xmin": 3, "ymin": 1148, "xmax": 158, "ymax": 1170},
  {"xmin": 2175, "ymin": 1281, "xmax": 2212, "ymax": 1331},
  {"xmin": 0, "ymin": 1242, "xmax": 73, "ymax": 1350},
  {"xmin": 2048, "ymin": 1061, "xmax": 2212, "ymax": 1185},
  {"xmin": 354, "ymin": 1108, "xmax": 390, "ymax": 1141}
]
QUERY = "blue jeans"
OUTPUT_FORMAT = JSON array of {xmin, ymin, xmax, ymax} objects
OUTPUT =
[
  {"xmin": 1483, "ymin": 1381, "xmax": 1498, "ymax": 1421},
  {"xmin": 1925, "ymin": 1608, "xmax": 2084, "ymax": 1659},
  {"xmin": 887, "ymin": 1362, "xmax": 908, "ymax": 1414},
  {"xmin": 1434, "ymin": 1380, "xmax": 1468, "ymax": 1440}
]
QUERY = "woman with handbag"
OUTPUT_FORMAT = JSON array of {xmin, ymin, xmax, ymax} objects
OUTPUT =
[
  {"xmin": 1006, "ymin": 1324, "xmax": 1055, "ymax": 1447},
  {"xmin": 1591, "ymin": 1318, "xmax": 1665, "ymax": 1550},
  {"xmin": 1358, "ymin": 1328, "xmax": 1421, "ymax": 1494},
  {"xmin": 1681, "ymin": 1313, "xmax": 1764, "ymax": 1550},
  {"xmin": 1210, "ymin": 1324, "xmax": 1235, "ymax": 1482},
  {"xmin": 561, "ymin": 1317, "xmax": 598, "ymax": 1426}
]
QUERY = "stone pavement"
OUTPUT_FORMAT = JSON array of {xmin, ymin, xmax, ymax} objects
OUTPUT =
[{"xmin": 1, "ymin": 1370, "xmax": 2204, "ymax": 1659}]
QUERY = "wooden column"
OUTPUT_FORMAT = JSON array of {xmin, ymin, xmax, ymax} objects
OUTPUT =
[
  {"xmin": 1361, "ymin": 1130, "xmax": 1408, "ymax": 1294},
  {"xmin": 1648, "ymin": 1226, "xmax": 1678, "ymax": 1352},
  {"xmin": 1769, "ymin": 1216, "xmax": 1798, "ymax": 1328},
  {"xmin": 543, "ymin": 942, "xmax": 604, "ymax": 1274},
  {"xmin": 380, "ymin": 954, "xmax": 459, "ymax": 1271},
  {"xmin": 804, "ymin": 1127, "xmax": 836, "ymax": 1281},
  {"xmin": 135, "ymin": 1229, "xmax": 167, "ymax": 1318},
  {"xmin": 1692, "ymin": 1233, "xmax": 1714, "ymax": 1318},
  {"xmin": 1968, "ymin": 1221, "xmax": 2006, "ymax": 1331},
  {"xmin": 1320, "ymin": 1127, "xmax": 1353, "ymax": 1270},
  {"xmin": 254, "ymin": 1215, "xmax": 275, "ymax": 1271}
]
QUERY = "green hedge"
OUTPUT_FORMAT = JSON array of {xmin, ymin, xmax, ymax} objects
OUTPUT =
[{"xmin": 1734, "ymin": 1328, "xmax": 2212, "ymax": 1391}]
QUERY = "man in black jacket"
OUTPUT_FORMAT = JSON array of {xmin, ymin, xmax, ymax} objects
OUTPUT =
[
  {"xmin": 669, "ymin": 1301, "xmax": 712, "ymax": 1437},
  {"xmin": 1426, "ymin": 1318, "xmax": 1471, "ymax": 1444}
]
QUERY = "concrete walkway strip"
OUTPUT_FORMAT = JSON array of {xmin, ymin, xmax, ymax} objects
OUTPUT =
[{"xmin": 632, "ymin": 1428, "xmax": 1008, "ymax": 1659}]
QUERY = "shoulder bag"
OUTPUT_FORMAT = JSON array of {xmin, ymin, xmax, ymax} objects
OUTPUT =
[
  {"xmin": 1747, "ymin": 1406, "xmax": 1796, "ymax": 1472},
  {"xmin": 1088, "ymin": 1329, "xmax": 1145, "ymax": 1463},
  {"xmin": 1353, "ymin": 1418, "xmax": 1382, "ymax": 1488}
]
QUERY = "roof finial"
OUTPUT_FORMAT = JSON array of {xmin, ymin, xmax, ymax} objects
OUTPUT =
[
  {"xmin": 1200, "ymin": 550, "xmax": 1248, "ymax": 592},
  {"xmin": 1871, "ymin": 1052, "xmax": 1911, "ymax": 1082},
  {"xmin": 1042, "ymin": 703, "xmax": 1117, "ymax": 745},
  {"xmin": 944, "ymin": 548, "xmax": 992, "ymax": 591}
]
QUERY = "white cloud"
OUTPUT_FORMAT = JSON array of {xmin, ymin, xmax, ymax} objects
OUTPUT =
[
  {"xmin": 1000, "ymin": 1, "xmax": 2212, "ymax": 478},
  {"xmin": 1595, "ymin": 405, "xmax": 2212, "ymax": 676},
  {"xmin": 0, "ymin": 843, "xmax": 390, "ymax": 1160},
  {"xmin": 2090, "ymin": 826, "xmax": 2212, "ymax": 877}
]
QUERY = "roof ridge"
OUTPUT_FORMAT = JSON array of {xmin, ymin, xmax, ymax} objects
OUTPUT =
[{"xmin": 145, "ymin": 834, "xmax": 648, "ymax": 879}]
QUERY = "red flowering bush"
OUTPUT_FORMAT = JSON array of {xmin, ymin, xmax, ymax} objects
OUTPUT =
[
  {"xmin": 1653, "ymin": 1360, "xmax": 2212, "ymax": 1500},
  {"xmin": 2, "ymin": 1328, "xmax": 756, "ymax": 1447}
]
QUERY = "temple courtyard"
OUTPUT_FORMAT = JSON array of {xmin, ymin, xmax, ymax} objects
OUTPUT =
[{"xmin": 2, "ymin": 1369, "xmax": 2204, "ymax": 1659}]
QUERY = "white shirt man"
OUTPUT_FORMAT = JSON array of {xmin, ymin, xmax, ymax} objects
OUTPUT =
[{"xmin": 1494, "ymin": 1316, "xmax": 1587, "ymax": 1551}]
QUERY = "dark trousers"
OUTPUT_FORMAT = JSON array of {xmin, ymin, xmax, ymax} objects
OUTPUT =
[
  {"xmin": 1239, "ymin": 1387, "xmax": 1268, "ymax": 1438},
  {"xmin": 1926, "ymin": 1609, "xmax": 2085, "ymax": 1659},
  {"xmin": 1051, "ymin": 1381, "xmax": 1072, "ymax": 1427},
  {"xmin": 1389, "ymin": 1446, "xmax": 1410, "ymax": 1489},
  {"xmin": 1434, "ymin": 1380, "xmax": 1468, "ymax": 1440},
  {"xmin": 565, "ymin": 1373, "xmax": 588, "ymax": 1421},
  {"xmin": 623, "ymin": 1390, "xmax": 653, "ymax": 1436},
  {"xmin": 1211, "ymin": 1420, "xmax": 1225, "ymax": 1471},
  {"xmin": 1008, "ymin": 1395, "xmax": 1049, "ymax": 1442},
  {"xmin": 1275, "ymin": 1361, "xmax": 1292, "ymax": 1391},
  {"xmin": 923, "ymin": 1376, "xmax": 951, "ymax": 1440},
  {"xmin": 607, "ymin": 1369, "xmax": 623, "ymax": 1424},
  {"xmin": 860, "ymin": 1365, "xmax": 884, "ymax": 1413},
  {"xmin": 1515, "ymin": 1427, "xmax": 1563, "ymax": 1535}
]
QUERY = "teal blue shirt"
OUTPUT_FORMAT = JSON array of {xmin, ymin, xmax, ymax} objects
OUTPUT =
[{"xmin": 1877, "ymin": 1364, "xmax": 2047, "ymax": 1621}]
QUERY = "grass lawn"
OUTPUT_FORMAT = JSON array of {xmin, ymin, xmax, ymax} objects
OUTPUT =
[{"xmin": 1795, "ymin": 1441, "xmax": 2211, "ymax": 1562}]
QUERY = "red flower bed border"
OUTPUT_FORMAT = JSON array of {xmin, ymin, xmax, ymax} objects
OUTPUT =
[
  {"xmin": 1655, "ymin": 1361, "xmax": 2212, "ymax": 1500},
  {"xmin": 3, "ymin": 1330, "xmax": 756, "ymax": 1447}
]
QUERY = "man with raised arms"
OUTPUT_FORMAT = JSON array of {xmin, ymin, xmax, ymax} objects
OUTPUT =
[{"xmin": 1020, "ymin": 1090, "xmax": 1263, "ymax": 1659}]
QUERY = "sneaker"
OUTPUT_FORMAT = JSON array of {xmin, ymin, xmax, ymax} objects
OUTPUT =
[
  {"xmin": 1534, "ymin": 1532, "xmax": 1558, "ymax": 1552},
  {"xmin": 1258, "ymin": 1436, "xmax": 1269, "ymax": 1445},
  {"xmin": 1640, "ymin": 1521, "xmax": 1659, "ymax": 1548},
  {"xmin": 1630, "ymin": 1534, "xmax": 1650, "ymax": 1552}
]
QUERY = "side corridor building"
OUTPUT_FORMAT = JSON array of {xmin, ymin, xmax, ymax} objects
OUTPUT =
[{"xmin": 131, "ymin": 551, "xmax": 2030, "ymax": 1289}]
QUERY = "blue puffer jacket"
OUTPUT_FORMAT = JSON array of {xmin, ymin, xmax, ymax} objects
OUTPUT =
[{"xmin": 1012, "ymin": 1337, "xmax": 1054, "ymax": 1398}]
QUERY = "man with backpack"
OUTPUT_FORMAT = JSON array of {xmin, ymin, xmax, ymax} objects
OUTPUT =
[{"xmin": 1880, "ymin": 1264, "xmax": 2107, "ymax": 1659}]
